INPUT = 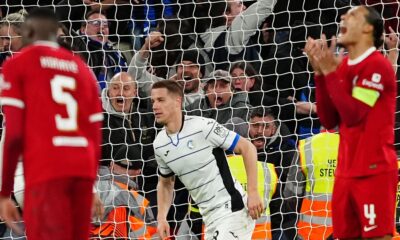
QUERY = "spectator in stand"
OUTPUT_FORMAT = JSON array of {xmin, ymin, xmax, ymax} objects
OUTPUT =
[
  {"xmin": 79, "ymin": 10, "xmax": 128, "ymax": 90},
  {"xmin": 92, "ymin": 145, "xmax": 158, "ymax": 239},
  {"xmin": 230, "ymin": 61, "xmax": 263, "ymax": 107},
  {"xmin": 284, "ymin": 131, "xmax": 339, "ymax": 240},
  {"xmin": 101, "ymin": 72, "xmax": 158, "ymax": 212},
  {"xmin": 128, "ymin": 31, "xmax": 205, "ymax": 107},
  {"xmin": 197, "ymin": 0, "xmax": 277, "ymax": 71},
  {"xmin": 230, "ymin": 61, "xmax": 317, "ymax": 133},
  {"xmin": 56, "ymin": 0, "xmax": 134, "ymax": 48},
  {"xmin": 248, "ymin": 107, "xmax": 297, "ymax": 239},
  {"xmin": 261, "ymin": 22, "xmax": 324, "ymax": 140},
  {"xmin": 0, "ymin": 9, "xmax": 26, "ymax": 66},
  {"xmin": 57, "ymin": 22, "xmax": 89, "ymax": 62},
  {"xmin": 185, "ymin": 69, "xmax": 250, "ymax": 124},
  {"xmin": 129, "ymin": 0, "xmax": 175, "ymax": 51}
]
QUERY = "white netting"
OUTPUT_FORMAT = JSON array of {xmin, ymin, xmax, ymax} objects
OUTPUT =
[{"xmin": 0, "ymin": 0, "xmax": 399, "ymax": 239}]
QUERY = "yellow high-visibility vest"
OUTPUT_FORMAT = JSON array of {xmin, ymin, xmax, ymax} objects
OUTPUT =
[
  {"xmin": 298, "ymin": 132, "xmax": 339, "ymax": 240},
  {"xmin": 227, "ymin": 155, "xmax": 278, "ymax": 240},
  {"xmin": 189, "ymin": 155, "xmax": 278, "ymax": 240}
]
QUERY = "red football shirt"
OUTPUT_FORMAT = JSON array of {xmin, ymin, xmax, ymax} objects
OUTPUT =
[
  {"xmin": 316, "ymin": 48, "xmax": 397, "ymax": 177},
  {"xmin": 0, "ymin": 42, "xmax": 103, "ymax": 195}
]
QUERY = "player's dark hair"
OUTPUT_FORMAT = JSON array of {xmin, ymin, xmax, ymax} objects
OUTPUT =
[
  {"xmin": 152, "ymin": 80, "xmax": 184, "ymax": 99},
  {"xmin": 26, "ymin": 8, "xmax": 59, "ymax": 23},
  {"xmin": 250, "ymin": 107, "xmax": 278, "ymax": 127},
  {"xmin": 364, "ymin": 6, "xmax": 384, "ymax": 48}
]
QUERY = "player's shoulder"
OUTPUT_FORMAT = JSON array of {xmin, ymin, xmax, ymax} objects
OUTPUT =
[
  {"xmin": 368, "ymin": 51, "xmax": 392, "ymax": 68},
  {"xmin": 186, "ymin": 115, "xmax": 216, "ymax": 128}
]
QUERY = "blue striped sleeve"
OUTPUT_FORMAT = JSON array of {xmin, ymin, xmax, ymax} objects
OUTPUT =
[{"xmin": 227, "ymin": 133, "xmax": 240, "ymax": 152}]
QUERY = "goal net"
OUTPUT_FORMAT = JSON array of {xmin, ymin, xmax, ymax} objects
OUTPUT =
[{"xmin": 0, "ymin": 0, "xmax": 399, "ymax": 239}]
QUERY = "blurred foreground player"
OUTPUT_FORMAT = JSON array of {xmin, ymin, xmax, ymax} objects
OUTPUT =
[
  {"xmin": 0, "ymin": 9, "xmax": 103, "ymax": 240},
  {"xmin": 305, "ymin": 6, "xmax": 397, "ymax": 239}
]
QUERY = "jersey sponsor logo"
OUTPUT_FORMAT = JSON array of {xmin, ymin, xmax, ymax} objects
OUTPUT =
[
  {"xmin": 361, "ymin": 78, "xmax": 383, "ymax": 91},
  {"xmin": 214, "ymin": 124, "xmax": 228, "ymax": 138},
  {"xmin": 0, "ymin": 74, "xmax": 11, "ymax": 90},
  {"xmin": 363, "ymin": 225, "xmax": 377, "ymax": 232}
]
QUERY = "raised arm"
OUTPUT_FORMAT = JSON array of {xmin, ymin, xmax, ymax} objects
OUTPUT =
[
  {"xmin": 304, "ymin": 36, "xmax": 340, "ymax": 129},
  {"xmin": 127, "ymin": 32, "xmax": 165, "ymax": 97},
  {"xmin": 227, "ymin": 0, "xmax": 277, "ymax": 54},
  {"xmin": 384, "ymin": 26, "xmax": 399, "ymax": 73}
]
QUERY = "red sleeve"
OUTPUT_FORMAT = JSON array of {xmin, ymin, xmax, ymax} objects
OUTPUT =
[
  {"xmin": 324, "ymin": 72, "xmax": 370, "ymax": 127},
  {"xmin": 314, "ymin": 75, "xmax": 340, "ymax": 130},
  {"xmin": 0, "ymin": 58, "xmax": 24, "ymax": 107},
  {"xmin": 0, "ymin": 59, "xmax": 25, "ymax": 197},
  {"xmin": 0, "ymin": 106, "xmax": 24, "ymax": 197}
]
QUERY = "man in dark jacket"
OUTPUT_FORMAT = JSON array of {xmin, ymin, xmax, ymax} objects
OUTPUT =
[
  {"xmin": 185, "ymin": 69, "xmax": 251, "ymax": 124},
  {"xmin": 80, "ymin": 10, "xmax": 127, "ymax": 90},
  {"xmin": 101, "ymin": 72, "xmax": 158, "ymax": 212},
  {"xmin": 249, "ymin": 107, "xmax": 297, "ymax": 240}
]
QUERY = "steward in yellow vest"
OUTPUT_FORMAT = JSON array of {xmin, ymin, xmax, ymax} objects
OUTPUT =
[
  {"xmin": 178, "ymin": 154, "xmax": 278, "ymax": 240},
  {"xmin": 284, "ymin": 132, "xmax": 339, "ymax": 240}
]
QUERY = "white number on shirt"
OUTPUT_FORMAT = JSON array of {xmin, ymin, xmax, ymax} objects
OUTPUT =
[{"xmin": 50, "ymin": 75, "xmax": 77, "ymax": 131}]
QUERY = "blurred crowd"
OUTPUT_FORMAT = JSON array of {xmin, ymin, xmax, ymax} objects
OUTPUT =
[{"xmin": 0, "ymin": 0, "xmax": 399, "ymax": 239}]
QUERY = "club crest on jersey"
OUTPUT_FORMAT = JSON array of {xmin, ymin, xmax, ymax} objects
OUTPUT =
[
  {"xmin": 187, "ymin": 140, "xmax": 194, "ymax": 149},
  {"xmin": 214, "ymin": 124, "xmax": 228, "ymax": 138}
]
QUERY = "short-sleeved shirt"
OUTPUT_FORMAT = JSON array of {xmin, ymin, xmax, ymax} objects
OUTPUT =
[
  {"xmin": 153, "ymin": 115, "xmax": 245, "ymax": 225},
  {"xmin": 331, "ymin": 48, "xmax": 397, "ymax": 177},
  {"xmin": 0, "ymin": 42, "xmax": 103, "ymax": 189}
]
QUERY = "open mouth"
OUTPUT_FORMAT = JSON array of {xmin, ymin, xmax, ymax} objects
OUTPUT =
[
  {"xmin": 116, "ymin": 98, "xmax": 124, "ymax": 106},
  {"xmin": 96, "ymin": 31, "xmax": 104, "ymax": 41},
  {"xmin": 215, "ymin": 97, "xmax": 223, "ymax": 105},
  {"xmin": 183, "ymin": 75, "xmax": 192, "ymax": 81}
]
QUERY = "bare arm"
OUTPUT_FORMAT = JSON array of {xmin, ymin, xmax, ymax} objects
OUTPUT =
[
  {"xmin": 156, "ymin": 175, "xmax": 174, "ymax": 238},
  {"xmin": 384, "ymin": 26, "xmax": 399, "ymax": 73},
  {"xmin": 233, "ymin": 136, "xmax": 264, "ymax": 219}
]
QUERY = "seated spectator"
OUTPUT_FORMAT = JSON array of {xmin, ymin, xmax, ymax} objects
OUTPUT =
[
  {"xmin": 185, "ymin": 69, "xmax": 250, "ymax": 124},
  {"xmin": 128, "ymin": 31, "xmax": 205, "ymax": 107},
  {"xmin": 248, "ymin": 107, "xmax": 297, "ymax": 239},
  {"xmin": 92, "ymin": 145, "xmax": 157, "ymax": 239},
  {"xmin": 79, "ymin": 10, "xmax": 128, "ymax": 90}
]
